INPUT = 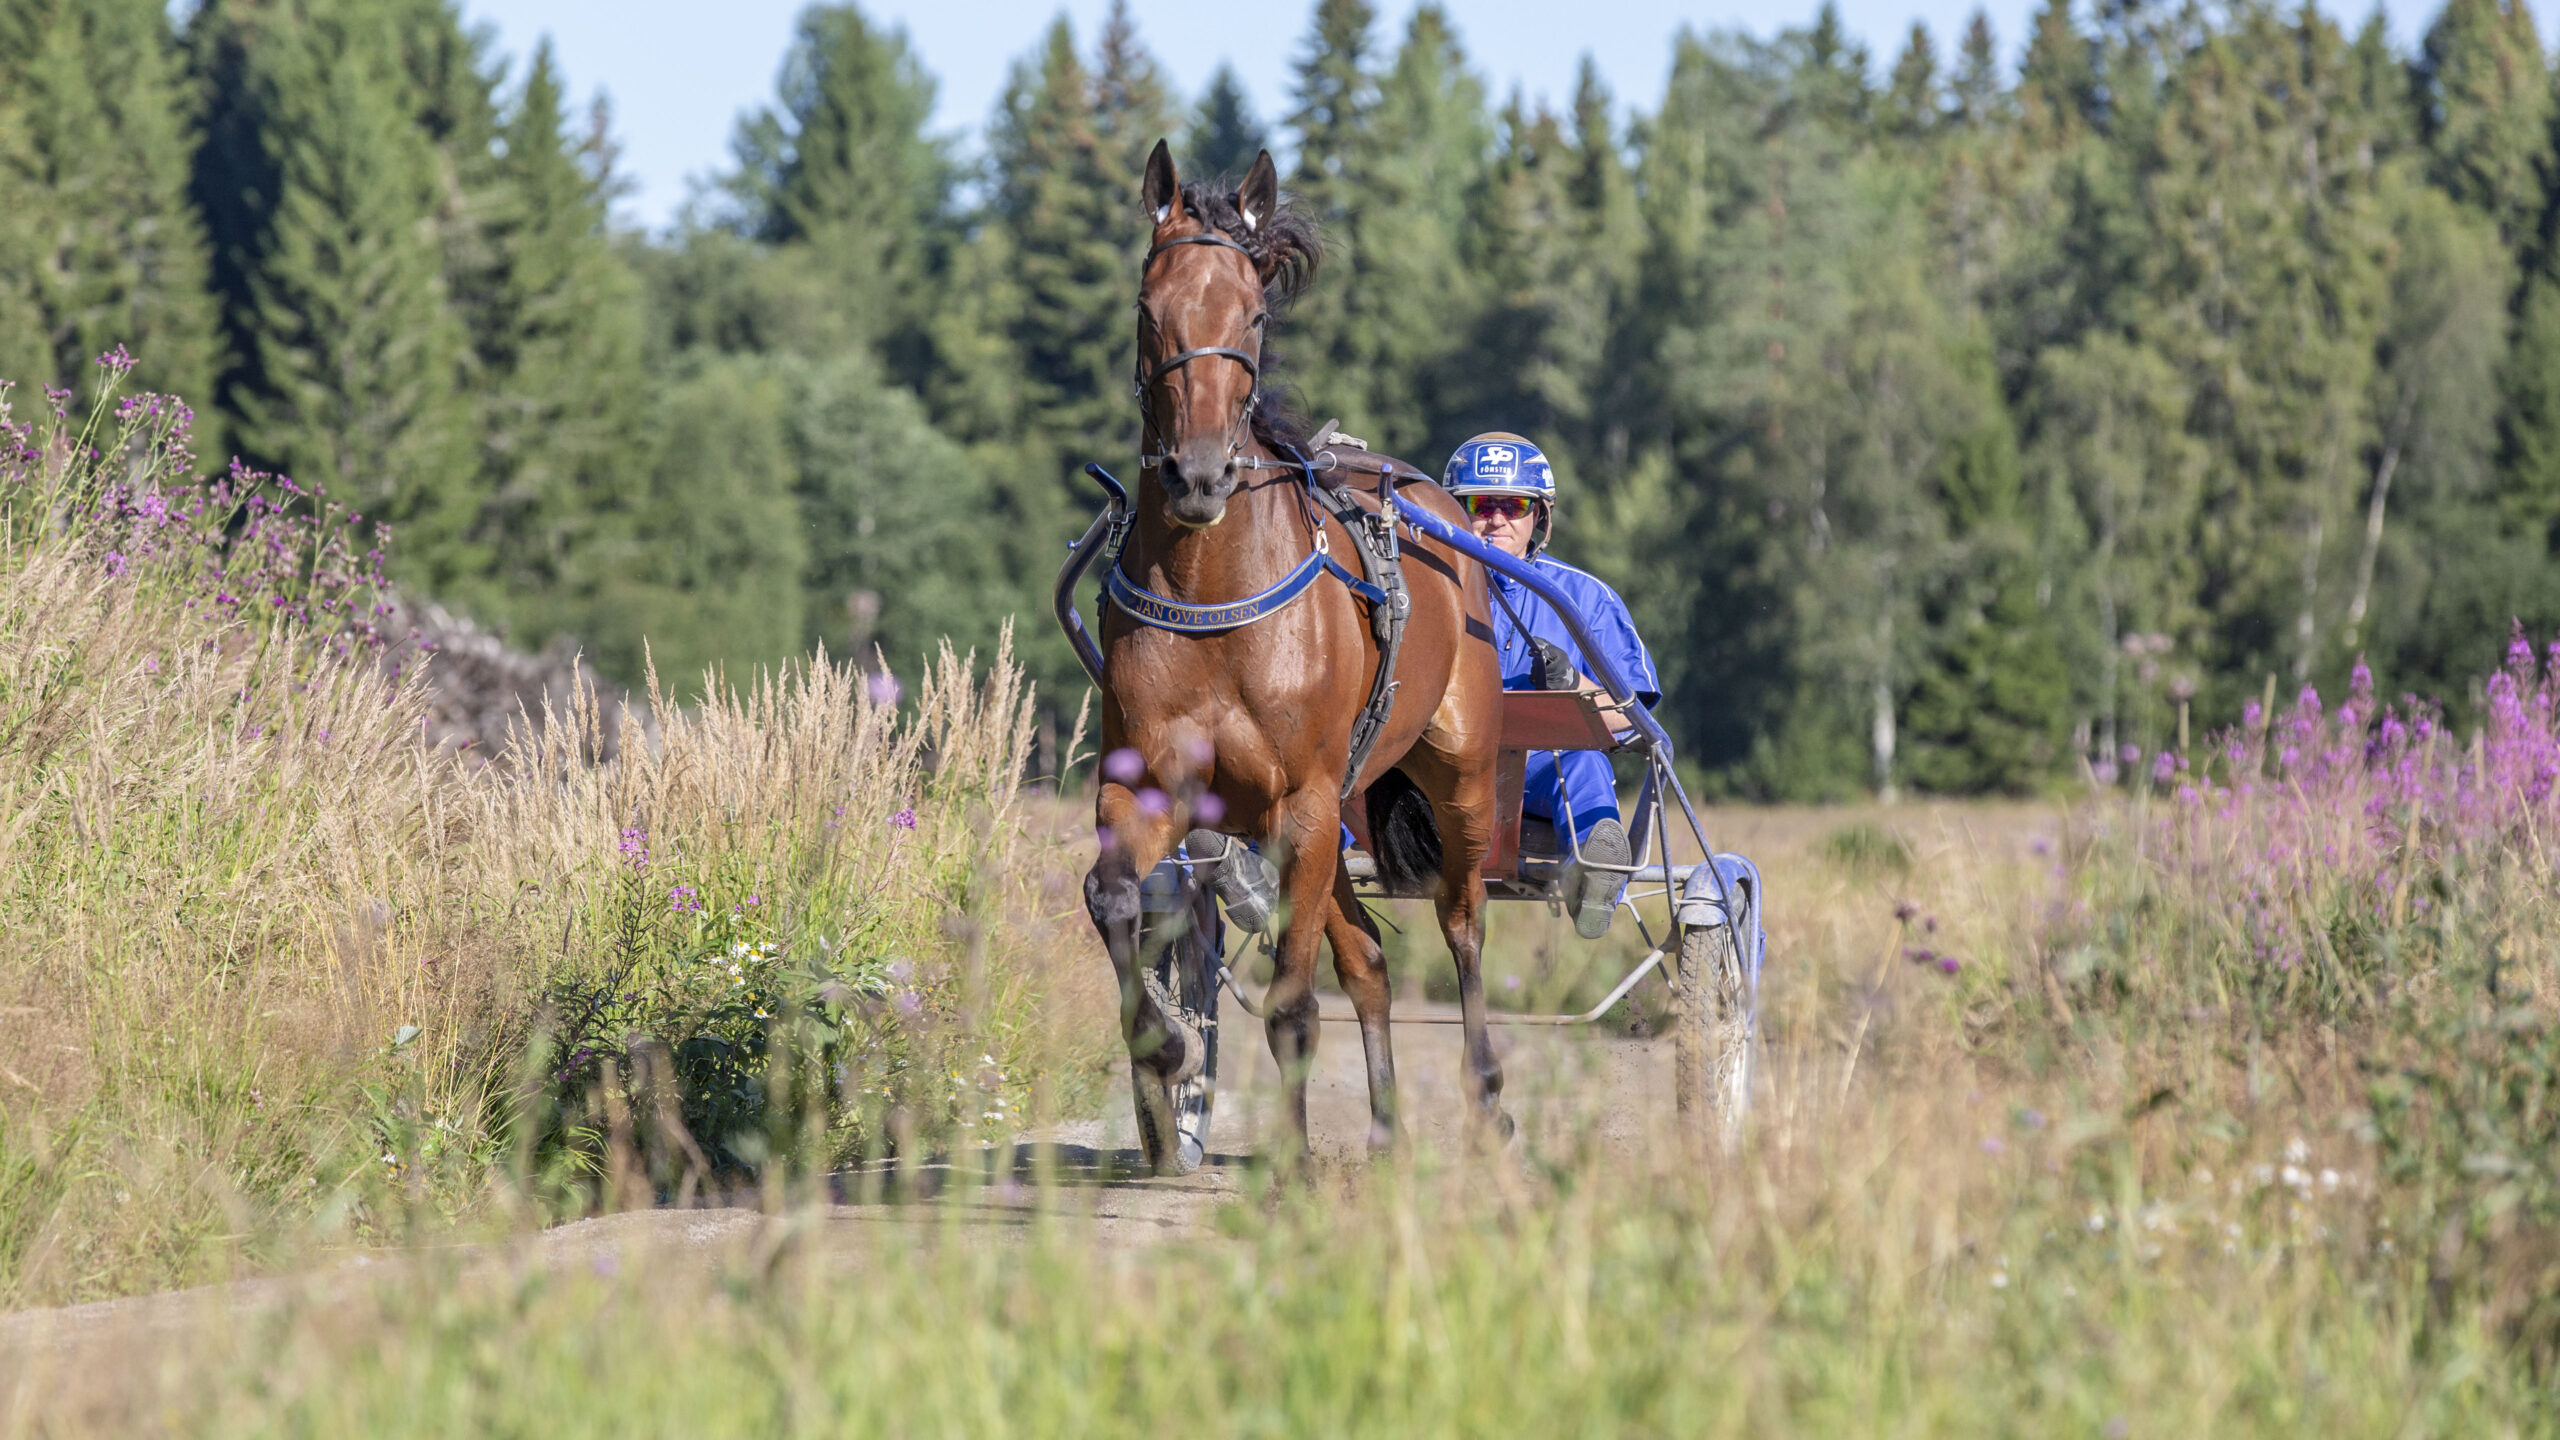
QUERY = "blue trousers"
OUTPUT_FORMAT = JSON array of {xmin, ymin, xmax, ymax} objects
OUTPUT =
[{"xmin": 1526, "ymin": 749, "xmax": 1619, "ymax": 842}]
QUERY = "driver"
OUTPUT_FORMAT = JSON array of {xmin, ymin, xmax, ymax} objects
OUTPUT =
[{"xmin": 1442, "ymin": 433, "xmax": 1660, "ymax": 939}]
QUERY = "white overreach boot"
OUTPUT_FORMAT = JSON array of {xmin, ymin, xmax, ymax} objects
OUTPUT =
[{"xmin": 1185, "ymin": 829, "xmax": 1278, "ymax": 935}]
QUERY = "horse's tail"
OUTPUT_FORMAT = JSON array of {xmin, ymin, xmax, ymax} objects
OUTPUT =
[{"xmin": 1365, "ymin": 768, "xmax": 1445, "ymax": 898}]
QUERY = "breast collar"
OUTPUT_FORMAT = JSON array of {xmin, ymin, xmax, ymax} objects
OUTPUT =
[{"xmin": 1103, "ymin": 444, "xmax": 1389, "ymax": 633}]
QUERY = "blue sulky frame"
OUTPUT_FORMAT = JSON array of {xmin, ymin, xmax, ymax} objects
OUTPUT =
[{"xmin": 1057, "ymin": 462, "xmax": 1767, "ymax": 1129}]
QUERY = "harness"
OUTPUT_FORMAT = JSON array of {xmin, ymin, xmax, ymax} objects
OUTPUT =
[{"xmin": 1110, "ymin": 228, "xmax": 1413, "ymax": 799}]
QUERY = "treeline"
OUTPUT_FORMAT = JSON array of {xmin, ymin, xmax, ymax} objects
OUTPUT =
[{"xmin": 6, "ymin": 0, "xmax": 2560, "ymax": 797}]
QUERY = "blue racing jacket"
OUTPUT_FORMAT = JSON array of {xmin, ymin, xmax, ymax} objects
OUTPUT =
[{"xmin": 1487, "ymin": 555, "xmax": 1661, "ymax": 706}]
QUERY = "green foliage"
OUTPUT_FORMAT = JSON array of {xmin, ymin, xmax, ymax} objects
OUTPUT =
[
  {"xmin": 589, "ymin": 355, "xmax": 805, "ymax": 687},
  {"xmin": 776, "ymin": 351, "xmax": 1006, "ymax": 677},
  {"xmin": 1819, "ymin": 820, "xmax": 1913, "ymax": 873},
  {"xmin": 22, "ymin": 0, "xmax": 2560, "ymax": 797},
  {"xmin": 1904, "ymin": 541, "xmax": 2072, "ymax": 793},
  {"xmin": 2365, "ymin": 919, "xmax": 2560, "ymax": 1365}
]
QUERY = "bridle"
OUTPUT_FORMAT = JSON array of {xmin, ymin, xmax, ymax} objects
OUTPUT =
[{"xmin": 1134, "ymin": 230, "xmax": 1265, "ymax": 471}]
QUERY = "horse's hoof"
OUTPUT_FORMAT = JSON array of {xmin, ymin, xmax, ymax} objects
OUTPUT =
[{"xmin": 1365, "ymin": 1119, "xmax": 1399, "ymax": 1155}]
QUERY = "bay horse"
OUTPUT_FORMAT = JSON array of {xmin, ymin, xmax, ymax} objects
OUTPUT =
[{"xmin": 1082, "ymin": 142, "xmax": 1506, "ymax": 1172}]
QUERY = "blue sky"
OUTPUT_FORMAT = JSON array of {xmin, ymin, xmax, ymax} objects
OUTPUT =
[{"xmin": 458, "ymin": 0, "xmax": 2449, "ymax": 232}]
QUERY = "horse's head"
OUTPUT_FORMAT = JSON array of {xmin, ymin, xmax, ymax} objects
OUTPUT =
[{"xmin": 1135, "ymin": 141, "xmax": 1298, "ymax": 529}]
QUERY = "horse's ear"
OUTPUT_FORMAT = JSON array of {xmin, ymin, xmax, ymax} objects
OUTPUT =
[
  {"xmin": 1236, "ymin": 149, "xmax": 1278, "ymax": 234},
  {"xmin": 1142, "ymin": 139, "xmax": 1180, "ymax": 225}
]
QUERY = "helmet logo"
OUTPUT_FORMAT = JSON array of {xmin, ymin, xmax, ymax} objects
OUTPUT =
[{"xmin": 1476, "ymin": 444, "xmax": 1517, "ymax": 481}]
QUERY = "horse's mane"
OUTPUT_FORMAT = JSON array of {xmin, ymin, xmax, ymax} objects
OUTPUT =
[{"xmin": 1178, "ymin": 177, "xmax": 1321, "ymax": 455}]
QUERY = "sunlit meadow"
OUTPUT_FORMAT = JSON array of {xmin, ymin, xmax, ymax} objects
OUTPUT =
[{"xmin": 8, "ymin": 362, "xmax": 2560, "ymax": 1433}]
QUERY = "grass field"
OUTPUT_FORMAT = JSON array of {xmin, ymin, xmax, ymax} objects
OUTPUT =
[{"xmin": 9, "ymin": 378, "xmax": 2560, "ymax": 1433}]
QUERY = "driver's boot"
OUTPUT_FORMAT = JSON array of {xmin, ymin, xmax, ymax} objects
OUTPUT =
[{"xmin": 1565, "ymin": 818, "xmax": 1631, "ymax": 939}]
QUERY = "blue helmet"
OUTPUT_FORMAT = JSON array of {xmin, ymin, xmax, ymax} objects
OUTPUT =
[{"xmin": 1441, "ymin": 432, "xmax": 1557, "ymax": 505}]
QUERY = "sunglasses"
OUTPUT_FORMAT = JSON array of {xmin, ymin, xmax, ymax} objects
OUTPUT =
[{"xmin": 1463, "ymin": 495, "xmax": 1537, "ymax": 521}]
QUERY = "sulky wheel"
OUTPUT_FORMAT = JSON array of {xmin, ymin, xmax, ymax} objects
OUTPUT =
[
  {"xmin": 1673, "ymin": 867, "xmax": 1755, "ymax": 1152},
  {"xmin": 1130, "ymin": 856, "xmax": 1223, "ymax": 1175}
]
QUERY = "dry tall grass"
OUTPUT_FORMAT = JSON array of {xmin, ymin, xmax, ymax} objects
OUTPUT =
[
  {"xmin": 0, "ymin": 521, "xmax": 1110, "ymax": 1306},
  {"xmin": 7, "ymin": 798, "xmax": 2527, "ymax": 1435}
]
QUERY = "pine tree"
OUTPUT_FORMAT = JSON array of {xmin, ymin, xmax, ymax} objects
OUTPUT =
[
  {"xmin": 1885, "ymin": 22, "xmax": 1941, "ymax": 139},
  {"xmin": 1327, "ymin": 4, "xmax": 1491, "ymax": 455},
  {"xmin": 1276, "ymin": 0, "xmax": 1378, "ymax": 432},
  {"xmin": 1951, "ymin": 11, "xmax": 2004, "ymax": 127},
  {"xmin": 986, "ymin": 16, "xmax": 1133, "ymax": 465},
  {"xmin": 780, "ymin": 350, "xmax": 1001, "ymax": 674},
  {"xmin": 727, "ymin": 2, "xmax": 954, "ymax": 374},
  {"xmin": 2019, "ymin": 0, "xmax": 2097, "ymax": 142},
  {"xmin": 2502, "ymin": 270, "xmax": 2560, "ymax": 541},
  {"xmin": 1090, "ymin": 0, "xmax": 1173, "ymax": 191},
  {"xmin": 1185, "ymin": 63, "xmax": 1267, "ymax": 180},
  {"xmin": 1286, "ymin": 0, "xmax": 1379, "ymax": 209},
  {"xmin": 2415, "ymin": 0, "xmax": 2550, "ymax": 247},
  {"xmin": 0, "ymin": 0, "xmax": 218, "ymax": 408},
  {"xmin": 452, "ymin": 42, "xmax": 652, "ymax": 646},
  {"xmin": 2132, "ymin": 2, "xmax": 2393, "ymax": 694},
  {"xmin": 1903, "ymin": 537, "xmax": 2072, "ymax": 792},
  {"xmin": 1801, "ymin": 1, "xmax": 1874, "ymax": 128},
  {"xmin": 197, "ymin": 0, "xmax": 476, "ymax": 575},
  {"xmin": 2350, "ymin": 13, "xmax": 2418, "ymax": 159}
]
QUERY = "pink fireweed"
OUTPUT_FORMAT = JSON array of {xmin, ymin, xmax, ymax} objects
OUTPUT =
[
  {"xmin": 2152, "ymin": 637, "xmax": 2560, "ymax": 989},
  {"xmin": 0, "ymin": 361, "xmax": 403, "ymax": 666}
]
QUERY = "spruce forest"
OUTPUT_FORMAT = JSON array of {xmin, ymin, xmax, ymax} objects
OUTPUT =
[{"xmin": 6, "ymin": 0, "xmax": 2559, "ymax": 799}]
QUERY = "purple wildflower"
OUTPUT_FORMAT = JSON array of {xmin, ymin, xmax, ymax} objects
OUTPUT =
[
  {"xmin": 890, "ymin": 806, "xmax": 918, "ymax": 830},
  {"xmin": 1103, "ymin": 747, "xmax": 1146, "ymax": 785}
]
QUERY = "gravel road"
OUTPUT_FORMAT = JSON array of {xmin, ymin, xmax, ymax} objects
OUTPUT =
[{"xmin": 0, "ymin": 1001, "xmax": 1672, "ymax": 1393}]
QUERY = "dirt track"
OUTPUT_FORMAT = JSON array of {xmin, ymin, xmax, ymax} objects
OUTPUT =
[{"xmin": 0, "ymin": 1002, "xmax": 1671, "ymax": 1383}]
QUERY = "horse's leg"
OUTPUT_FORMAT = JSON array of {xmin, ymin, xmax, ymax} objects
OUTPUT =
[
  {"xmin": 1403, "ymin": 745, "xmax": 1506, "ymax": 1135},
  {"xmin": 1323, "ymin": 866, "xmax": 1397, "ymax": 1152},
  {"xmin": 1262, "ymin": 789, "xmax": 1343, "ymax": 1159},
  {"xmin": 1435, "ymin": 831, "xmax": 1505, "ymax": 1137},
  {"xmin": 1085, "ymin": 784, "xmax": 1192, "ymax": 1076}
]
